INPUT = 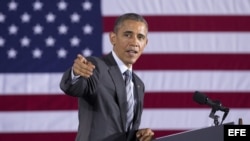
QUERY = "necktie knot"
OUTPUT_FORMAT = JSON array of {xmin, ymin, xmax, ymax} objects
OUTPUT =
[{"xmin": 124, "ymin": 70, "xmax": 132, "ymax": 85}]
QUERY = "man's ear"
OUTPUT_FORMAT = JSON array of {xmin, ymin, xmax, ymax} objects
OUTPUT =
[{"xmin": 109, "ymin": 32, "xmax": 116, "ymax": 46}]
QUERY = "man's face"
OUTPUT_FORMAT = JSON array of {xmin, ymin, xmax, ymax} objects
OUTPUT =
[{"xmin": 110, "ymin": 20, "xmax": 148, "ymax": 68}]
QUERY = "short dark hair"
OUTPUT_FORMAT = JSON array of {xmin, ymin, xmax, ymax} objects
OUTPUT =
[{"xmin": 113, "ymin": 13, "xmax": 148, "ymax": 33}]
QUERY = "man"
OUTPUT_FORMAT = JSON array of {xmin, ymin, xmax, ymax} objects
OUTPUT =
[{"xmin": 60, "ymin": 13, "xmax": 154, "ymax": 141}]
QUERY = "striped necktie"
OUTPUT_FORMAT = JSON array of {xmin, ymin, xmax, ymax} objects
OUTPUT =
[{"xmin": 124, "ymin": 70, "xmax": 134, "ymax": 131}]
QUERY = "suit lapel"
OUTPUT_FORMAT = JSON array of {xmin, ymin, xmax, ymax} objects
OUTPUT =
[
  {"xmin": 103, "ymin": 52, "xmax": 144, "ymax": 131},
  {"xmin": 132, "ymin": 74, "xmax": 143, "ymax": 127},
  {"xmin": 103, "ymin": 53, "xmax": 127, "ymax": 131},
  {"xmin": 109, "ymin": 66, "xmax": 127, "ymax": 131}
]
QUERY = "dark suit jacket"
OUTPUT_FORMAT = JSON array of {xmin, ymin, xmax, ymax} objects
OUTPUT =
[{"xmin": 60, "ymin": 52, "xmax": 145, "ymax": 141}]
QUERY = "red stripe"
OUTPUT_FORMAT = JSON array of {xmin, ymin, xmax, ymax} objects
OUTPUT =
[
  {"xmin": 0, "ymin": 132, "xmax": 76, "ymax": 141},
  {"xmin": 154, "ymin": 130, "xmax": 187, "ymax": 138},
  {"xmin": 0, "ymin": 130, "xmax": 183, "ymax": 141},
  {"xmin": 0, "ymin": 95, "xmax": 77, "ymax": 111},
  {"xmin": 104, "ymin": 16, "xmax": 250, "ymax": 32},
  {"xmin": 1, "ymin": 92, "xmax": 250, "ymax": 111},
  {"xmin": 134, "ymin": 54, "xmax": 250, "ymax": 70}
]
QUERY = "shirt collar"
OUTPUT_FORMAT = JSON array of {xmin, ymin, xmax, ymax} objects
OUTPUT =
[{"xmin": 112, "ymin": 50, "xmax": 132, "ymax": 74}]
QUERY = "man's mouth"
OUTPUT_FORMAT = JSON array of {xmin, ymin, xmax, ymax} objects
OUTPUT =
[{"xmin": 126, "ymin": 50, "xmax": 138, "ymax": 54}]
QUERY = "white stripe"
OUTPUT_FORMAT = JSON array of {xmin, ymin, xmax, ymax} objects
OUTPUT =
[
  {"xmin": 140, "ymin": 108, "xmax": 250, "ymax": 130},
  {"xmin": 136, "ymin": 70, "xmax": 250, "ymax": 92},
  {"xmin": 102, "ymin": 0, "xmax": 250, "ymax": 15},
  {"xmin": 103, "ymin": 32, "xmax": 250, "ymax": 54},
  {"xmin": 0, "ymin": 109, "xmax": 248, "ymax": 132},
  {"xmin": 1, "ymin": 71, "xmax": 250, "ymax": 94},
  {"xmin": 0, "ymin": 111, "xmax": 78, "ymax": 133},
  {"xmin": 0, "ymin": 73, "xmax": 63, "ymax": 94}
]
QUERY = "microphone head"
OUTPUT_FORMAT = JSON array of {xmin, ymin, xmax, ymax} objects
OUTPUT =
[{"xmin": 193, "ymin": 91, "xmax": 207, "ymax": 105}]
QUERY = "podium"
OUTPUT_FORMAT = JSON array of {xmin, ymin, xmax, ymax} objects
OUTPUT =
[{"xmin": 155, "ymin": 122, "xmax": 234, "ymax": 141}]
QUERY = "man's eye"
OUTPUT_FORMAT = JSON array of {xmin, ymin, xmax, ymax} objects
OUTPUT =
[
  {"xmin": 138, "ymin": 36, "xmax": 145, "ymax": 40},
  {"xmin": 124, "ymin": 33, "xmax": 131, "ymax": 37}
]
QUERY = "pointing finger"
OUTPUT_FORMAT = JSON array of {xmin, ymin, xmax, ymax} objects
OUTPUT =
[{"xmin": 77, "ymin": 54, "xmax": 87, "ymax": 63}]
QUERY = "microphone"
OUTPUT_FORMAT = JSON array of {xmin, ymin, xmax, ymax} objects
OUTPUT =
[
  {"xmin": 193, "ymin": 91, "xmax": 229, "ymax": 112},
  {"xmin": 193, "ymin": 91, "xmax": 230, "ymax": 125}
]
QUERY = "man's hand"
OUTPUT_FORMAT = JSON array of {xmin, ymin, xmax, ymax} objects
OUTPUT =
[
  {"xmin": 73, "ymin": 54, "xmax": 95, "ymax": 78},
  {"xmin": 136, "ymin": 128, "xmax": 155, "ymax": 141}
]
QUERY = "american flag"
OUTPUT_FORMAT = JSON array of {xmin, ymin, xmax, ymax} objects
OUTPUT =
[{"xmin": 1, "ymin": 0, "xmax": 250, "ymax": 140}]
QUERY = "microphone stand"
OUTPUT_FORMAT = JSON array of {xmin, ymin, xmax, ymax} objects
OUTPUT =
[
  {"xmin": 209, "ymin": 107, "xmax": 220, "ymax": 126},
  {"xmin": 208, "ymin": 100, "xmax": 229, "ymax": 126}
]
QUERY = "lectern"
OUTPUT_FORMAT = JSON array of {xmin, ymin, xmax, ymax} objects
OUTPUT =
[{"xmin": 155, "ymin": 122, "xmax": 234, "ymax": 141}]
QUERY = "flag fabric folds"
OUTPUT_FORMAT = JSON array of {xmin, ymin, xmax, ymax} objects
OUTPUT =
[{"xmin": 1, "ymin": 0, "xmax": 250, "ymax": 141}]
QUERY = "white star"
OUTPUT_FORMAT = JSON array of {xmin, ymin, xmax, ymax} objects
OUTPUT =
[
  {"xmin": 32, "ymin": 48, "xmax": 43, "ymax": 59},
  {"xmin": 33, "ymin": 0, "xmax": 43, "ymax": 11},
  {"xmin": 0, "ymin": 37, "xmax": 5, "ymax": 47},
  {"xmin": 0, "ymin": 13, "xmax": 6, "ymax": 23},
  {"xmin": 57, "ymin": 0, "xmax": 68, "ymax": 11},
  {"xmin": 82, "ymin": 48, "xmax": 92, "ymax": 57},
  {"xmin": 8, "ymin": 24, "xmax": 18, "ymax": 35},
  {"xmin": 82, "ymin": 24, "xmax": 93, "ymax": 34},
  {"xmin": 57, "ymin": 48, "xmax": 67, "ymax": 58},
  {"xmin": 21, "ymin": 12, "xmax": 31, "ymax": 23},
  {"xmin": 33, "ymin": 24, "xmax": 43, "ymax": 34},
  {"xmin": 7, "ymin": 48, "xmax": 18, "ymax": 59},
  {"xmin": 8, "ymin": 1, "xmax": 18, "ymax": 11},
  {"xmin": 58, "ymin": 24, "xmax": 68, "ymax": 34},
  {"xmin": 46, "ymin": 12, "xmax": 56, "ymax": 23},
  {"xmin": 45, "ymin": 36, "xmax": 56, "ymax": 47},
  {"xmin": 70, "ymin": 12, "xmax": 80, "ymax": 23},
  {"xmin": 20, "ymin": 36, "xmax": 31, "ymax": 47},
  {"xmin": 70, "ymin": 36, "xmax": 80, "ymax": 47},
  {"xmin": 82, "ymin": 1, "xmax": 92, "ymax": 11}
]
